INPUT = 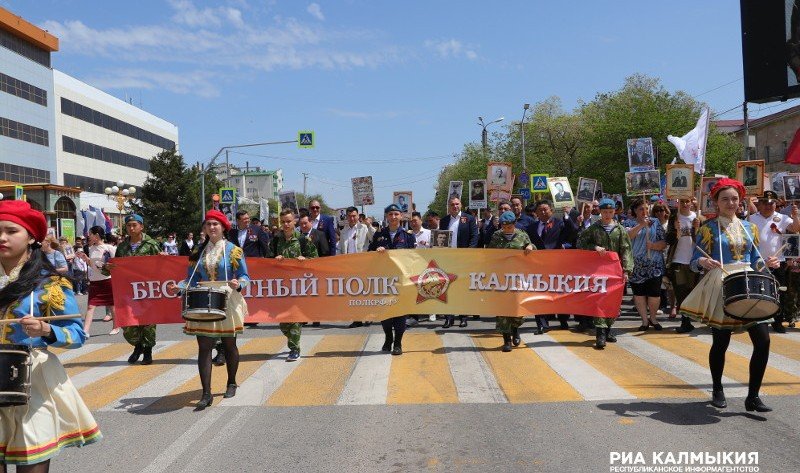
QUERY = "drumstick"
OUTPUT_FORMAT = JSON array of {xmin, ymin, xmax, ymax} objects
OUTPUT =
[
  {"xmin": 0, "ymin": 314, "xmax": 83, "ymax": 325},
  {"xmin": 694, "ymin": 245, "xmax": 729, "ymax": 276},
  {"xmin": 771, "ymin": 242, "xmax": 789, "ymax": 259}
]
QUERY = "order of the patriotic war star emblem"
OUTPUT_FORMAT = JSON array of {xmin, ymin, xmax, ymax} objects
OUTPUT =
[{"xmin": 410, "ymin": 260, "xmax": 458, "ymax": 303}]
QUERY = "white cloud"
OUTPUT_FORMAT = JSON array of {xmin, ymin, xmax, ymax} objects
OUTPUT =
[
  {"xmin": 307, "ymin": 3, "xmax": 325, "ymax": 21},
  {"xmin": 168, "ymin": 0, "xmax": 245, "ymax": 29},
  {"xmin": 85, "ymin": 69, "xmax": 221, "ymax": 98},
  {"xmin": 424, "ymin": 38, "xmax": 478, "ymax": 61}
]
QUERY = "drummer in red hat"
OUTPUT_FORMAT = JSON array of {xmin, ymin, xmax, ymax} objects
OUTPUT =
[
  {"xmin": 679, "ymin": 178, "xmax": 779, "ymax": 413},
  {"xmin": 0, "ymin": 200, "xmax": 101, "ymax": 468},
  {"xmin": 167, "ymin": 209, "xmax": 249, "ymax": 410}
]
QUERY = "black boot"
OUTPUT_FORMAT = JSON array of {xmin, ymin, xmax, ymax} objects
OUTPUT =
[
  {"xmin": 605, "ymin": 327, "xmax": 617, "ymax": 343},
  {"xmin": 195, "ymin": 392, "xmax": 213, "ymax": 410},
  {"xmin": 392, "ymin": 332, "xmax": 403, "ymax": 355},
  {"xmin": 711, "ymin": 389, "xmax": 727, "ymax": 408},
  {"xmin": 382, "ymin": 331, "xmax": 393, "ymax": 352},
  {"xmin": 511, "ymin": 328, "xmax": 521, "ymax": 346},
  {"xmin": 141, "ymin": 346, "xmax": 153, "ymax": 365},
  {"xmin": 502, "ymin": 334, "xmax": 512, "ymax": 352},
  {"xmin": 675, "ymin": 316, "xmax": 695, "ymax": 334},
  {"xmin": 442, "ymin": 315, "xmax": 453, "ymax": 328},
  {"xmin": 224, "ymin": 383, "xmax": 238, "ymax": 399},
  {"xmin": 212, "ymin": 343, "xmax": 226, "ymax": 366},
  {"xmin": 595, "ymin": 327, "xmax": 606, "ymax": 349},
  {"xmin": 744, "ymin": 396, "xmax": 772, "ymax": 412},
  {"xmin": 127, "ymin": 343, "xmax": 143, "ymax": 364}
]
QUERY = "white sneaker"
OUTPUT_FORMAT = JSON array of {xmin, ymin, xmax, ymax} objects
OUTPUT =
[
  {"xmin": 656, "ymin": 310, "xmax": 664, "ymax": 315},
  {"xmin": 429, "ymin": 314, "xmax": 436, "ymax": 322},
  {"xmin": 109, "ymin": 327, "xmax": 120, "ymax": 335}
]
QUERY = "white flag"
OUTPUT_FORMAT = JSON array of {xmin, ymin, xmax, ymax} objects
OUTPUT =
[
  {"xmin": 259, "ymin": 198, "xmax": 269, "ymax": 222},
  {"xmin": 667, "ymin": 107, "xmax": 709, "ymax": 175}
]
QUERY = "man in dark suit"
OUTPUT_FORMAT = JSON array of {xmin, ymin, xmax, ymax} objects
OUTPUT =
[
  {"xmin": 228, "ymin": 211, "xmax": 271, "ymax": 257},
  {"xmin": 298, "ymin": 212, "xmax": 330, "ymax": 258},
  {"xmin": 630, "ymin": 140, "xmax": 653, "ymax": 167},
  {"xmin": 577, "ymin": 182, "xmax": 594, "ymax": 201},
  {"xmin": 529, "ymin": 199, "xmax": 572, "ymax": 333},
  {"xmin": 308, "ymin": 199, "xmax": 336, "ymax": 256},
  {"xmin": 439, "ymin": 197, "xmax": 479, "ymax": 327},
  {"xmin": 785, "ymin": 176, "xmax": 800, "ymax": 200}
]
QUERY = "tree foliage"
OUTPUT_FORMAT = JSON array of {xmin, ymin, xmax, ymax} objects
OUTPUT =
[
  {"xmin": 130, "ymin": 149, "xmax": 222, "ymax": 237},
  {"xmin": 428, "ymin": 74, "xmax": 742, "ymax": 214}
]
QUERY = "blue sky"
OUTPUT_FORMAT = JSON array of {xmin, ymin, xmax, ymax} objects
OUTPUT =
[{"xmin": 3, "ymin": 0, "xmax": 787, "ymax": 214}]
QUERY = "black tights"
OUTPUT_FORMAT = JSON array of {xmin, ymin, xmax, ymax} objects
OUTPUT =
[
  {"xmin": 196, "ymin": 336, "xmax": 239, "ymax": 394},
  {"xmin": 709, "ymin": 324, "xmax": 770, "ymax": 398},
  {"xmin": 1, "ymin": 460, "xmax": 51, "ymax": 472}
]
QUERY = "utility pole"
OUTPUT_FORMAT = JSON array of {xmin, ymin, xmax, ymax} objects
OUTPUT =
[
  {"xmin": 225, "ymin": 150, "xmax": 230, "ymax": 185},
  {"xmin": 742, "ymin": 101, "xmax": 750, "ymax": 160},
  {"xmin": 302, "ymin": 172, "xmax": 309, "ymax": 195}
]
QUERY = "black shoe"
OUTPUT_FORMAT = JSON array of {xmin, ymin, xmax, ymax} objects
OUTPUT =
[
  {"xmin": 541, "ymin": 326, "xmax": 549, "ymax": 334},
  {"xmin": 223, "ymin": 383, "xmax": 238, "ymax": 399},
  {"xmin": 605, "ymin": 328, "xmax": 617, "ymax": 343},
  {"xmin": 651, "ymin": 323, "xmax": 663, "ymax": 331},
  {"xmin": 382, "ymin": 336, "xmax": 393, "ymax": 352},
  {"xmin": 560, "ymin": 321, "xmax": 569, "ymax": 330},
  {"xmin": 127, "ymin": 344, "xmax": 143, "ymax": 364},
  {"xmin": 196, "ymin": 392, "xmax": 213, "ymax": 410},
  {"xmin": 772, "ymin": 322, "xmax": 787, "ymax": 334},
  {"xmin": 392, "ymin": 344, "xmax": 403, "ymax": 355},
  {"xmin": 212, "ymin": 349, "xmax": 226, "ymax": 366},
  {"xmin": 442, "ymin": 316, "xmax": 452, "ymax": 329},
  {"xmin": 676, "ymin": 323, "xmax": 695, "ymax": 334},
  {"xmin": 595, "ymin": 328, "xmax": 606, "ymax": 349},
  {"xmin": 141, "ymin": 346, "xmax": 153, "ymax": 365},
  {"xmin": 348, "ymin": 322, "xmax": 364, "ymax": 328},
  {"xmin": 744, "ymin": 396, "xmax": 771, "ymax": 412},
  {"xmin": 502, "ymin": 334, "xmax": 512, "ymax": 352},
  {"xmin": 638, "ymin": 325, "xmax": 649, "ymax": 331},
  {"xmin": 711, "ymin": 389, "xmax": 727, "ymax": 409},
  {"xmin": 511, "ymin": 329, "xmax": 521, "ymax": 347},
  {"xmin": 459, "ymin": 318, "xmax": 468, "ymax": 328}
]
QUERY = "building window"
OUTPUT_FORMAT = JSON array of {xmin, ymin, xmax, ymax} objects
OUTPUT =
[
  {"xmin": 54, "ymin": 196, "xmax": 76, "ymax": 222},
  {"xmin": 0, "ymin": 116, "xmax": 49, "ymax": 146},
  {"xmin": 62, "ymin": 136, "xmax": 150, "ymax": 172},
  {"xmin": 0, "ymin": 162, "xmax": 50, "ymax": 184},
  {"xmin": 0, "ymin": 28, "xmax": 51, "ymax": 67},
  {"xmin": 0, "ymin": 72, "xmax": 47, "ymax": 106},
  {"xmin": 60, "ymin": 97, "xmax": 176, "ymax": 150},
  {"xmin": 64, "ymin": 173, "xmax": 126, "ymax": 194}
]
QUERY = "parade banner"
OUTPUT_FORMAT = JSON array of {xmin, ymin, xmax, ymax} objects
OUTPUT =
[{"xmin": 110, "ymin": 249, "xmax": 624, "ymax": 327}]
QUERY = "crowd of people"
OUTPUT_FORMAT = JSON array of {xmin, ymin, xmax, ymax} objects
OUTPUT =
[{"xmin": 3, "ymin": 182, "xmax": 799, "ymax": 467}]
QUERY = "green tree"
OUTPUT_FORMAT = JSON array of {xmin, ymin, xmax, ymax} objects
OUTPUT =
[{"xmin": 130, "ymin": 149, "xmax": 222, "ymax": 238}]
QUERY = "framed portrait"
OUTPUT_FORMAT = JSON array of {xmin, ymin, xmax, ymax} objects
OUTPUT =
[
  {"xmin": 468, "ymin": 179, "xmax": 487, "ymax": 209},
  {"xmin": 279, "ymin": 190, "xmax": 298, "ymax": 214},
  {"xmin": 576, "ymin": 177, "xmax": 597, "ymax": 203},
  {"xmin": 487, "ymin": 161, "xmax": 513, "ymax": 193},
  {"xmin": 782, "ymin": 234, "xmax": 800, "ymax": 259},
  {"xmin": 736, "ymin": 160, "xmax": 764, "ymax": 196},
  {"xmin": 771, "ymin": 171, "xmax": 787, "ymax": 196},
  {"xmin": 627, "ymin": 137, "xmax": 655, "ymax": 171},
  {"xmin": 335, "ymin": 208, "xmax": 348, "ymax": 229},
  {"xmin": 448, "ymin": 180, "xmax": 464, "ymax": 200},
  {"xmin": 782, "ymin": 174, "xmax": 800, "ymax": 201},
  {"xmin": 431, "ymin": 229, "xmax": 452, "ymax": 248},
  {"xmin": 594, "ymin": 181, "xmax": 604, "ymax": 201},
  {"xmin": 625, "ymin": 170, "xmax": 661, "ymax": 196},
  {"xmin": 699, "ymin": 176, "xmax": 722, "ymax": 216},
  {"xmin": 547, "ymin": 177, "xmax": 574, "ymax": 209},
  {"xmin": 665, "ymin": 163, "xmax": 695, "ymax": 199},
  {"xmin": 393, "ymin": 191, "xmax": 413, "ymax": 218}
]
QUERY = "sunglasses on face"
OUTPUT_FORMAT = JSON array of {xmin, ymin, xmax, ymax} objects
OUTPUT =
[{"xmin": 310, "ymin": 206, "xmax": 320, "ymax": 210}]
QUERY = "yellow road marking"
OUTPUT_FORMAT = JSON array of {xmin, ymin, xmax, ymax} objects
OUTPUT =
[
  {"xmin": 472, "ymin": 333, "xmax": 582, "ymax": 402},
  {"xmin": 732, "ymin": 332, "xmax": 800, "ymax": 362},
  {"xmin": 387, "ymin": 332, "xmax": 458, "ymax": 404},
  {"xmin": 267, "ymin": 334, "xmax": 367, "ymax": 406},
  {"xmin": 63, "ymin": 343, "xmax": 135, "ymax": 377},
  {"xmin": 647, "ymin": 333, "xmax": 800, "ymax": 396},
  {"xmin": 148, "ymin": 337, "xmax": 285, "ymax": 410},
  {"xmin": 78, "ymin": 340, "xmax": 197, "ymax": 410},
  {"xmin": 547, "ymin": 330, "xmax": 704, "ymax": 399}
]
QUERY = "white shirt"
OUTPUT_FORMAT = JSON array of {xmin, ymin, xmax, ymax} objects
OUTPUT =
[
  {"xmin": 185, "ymin": 239, "xmax": 194, "ymax": 250},
  {"xmin": 749, "ymin": 212, "xmax": 794, "ymax": 262},
  {"xmin": 311, "ymin": 215, "xmax": 320, "ymax": 230},
  {"xmin": 238, "ymin": 228, "xmax": 248, "ymax": 247},
  {"xmin": 672, "ymin": 211, "xmax": 696, "ymax": 265},
  {"xmin": 341, "ymin": 224, "xmax": 358, "ymax": 254},
  {"xmin": 87, "ymin": 243, "xmax": 115, "ymax": 281},
  {"xmin": 447, "ymin": 212, "xmax": 460, "ymax": 248},
  {"xmin": 413, "ymin": 228, "xmax": 431, "ymax": 248}
]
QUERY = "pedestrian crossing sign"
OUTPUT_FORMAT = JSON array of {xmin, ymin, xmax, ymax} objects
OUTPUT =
[
  {"xmin": 220, "ymin": 187, "xmax": 236, "ymax": 204},
  {"xmin": 531, "ymin": 174, "xmax": 548, "ymax": 191},
  {"xmin": 298, "ymin": 131, "xmax": 315, "ymax": 149}
]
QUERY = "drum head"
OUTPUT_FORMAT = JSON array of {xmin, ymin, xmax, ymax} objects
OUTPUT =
[{"xmin": 724, "ymin": 298, "xmax": 779, "ymax": 321}]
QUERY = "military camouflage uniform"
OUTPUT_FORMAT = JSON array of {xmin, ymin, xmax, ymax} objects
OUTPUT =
[
  {"xmin": 577, "ymin": 220, "xmax": 634, "ymax": 328},
  {"xmin": 269, "ymin": 231, "xmax": 318, "ymax": 351},
  {"xmin": 115, "ymin": 234, "xmax": 162, "ymax": 347},
  {"xmin": 486, "ymin": 229, "xmax": 534, "ymax": 334}
]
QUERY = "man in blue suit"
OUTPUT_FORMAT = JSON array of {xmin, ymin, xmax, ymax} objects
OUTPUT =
[
  {"xmin": 308, "ymin": 199, "xmax": 336, "ymax": 256},
  {"xmin": 439, "ymin": 197, "xmax": 479, "ymax": 327},
  {"xmin": 529, "ymin": 199, "xmax": 573, "ymax": 333}
]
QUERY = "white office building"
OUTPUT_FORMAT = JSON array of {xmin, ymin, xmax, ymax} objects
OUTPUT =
[{"xmin": 227, "ymin": 169, "xmax": 283, "ymax": 202}]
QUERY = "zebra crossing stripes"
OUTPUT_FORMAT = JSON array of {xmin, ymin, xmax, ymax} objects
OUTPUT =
[{"xmin": 337, "ymin": 334, "xmax": 392, "ymax": 405}]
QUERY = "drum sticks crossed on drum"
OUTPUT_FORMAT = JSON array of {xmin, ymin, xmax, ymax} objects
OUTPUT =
[{"xmin": 694, "ymin": 245, "xmax": 788, "ymax": 292}]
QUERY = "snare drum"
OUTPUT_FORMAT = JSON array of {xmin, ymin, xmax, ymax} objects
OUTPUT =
[
  {"xmin": 0, "ymin": 343, "xmax": 32, "ymax": 407},
  {"xmin": 722, "ymin": 271, "xmax": 779, "ymax": 321},
  {"xmin": 182, "ymin": 286, "xmax": 228, "ymax": 322}
]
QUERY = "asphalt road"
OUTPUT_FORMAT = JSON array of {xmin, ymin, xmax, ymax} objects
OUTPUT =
[{"xmin": 47, "ymin": 295, "xmax": 800, "ymax": 473}]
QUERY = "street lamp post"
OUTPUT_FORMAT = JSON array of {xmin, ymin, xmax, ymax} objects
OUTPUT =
[
  {"xmin": 199, "ymin": 139, "xmax": 297, "ymax": 221},
  {"xmin": 104, "ymin": 180, "xmax": 137, "ymax": 213},
  {"xmin": 521, "ymin": 104, "xmax": 530, "ymax": 171},
  {"xmin": 478, "ymin": 116, "xmax": 504, "ymax": 159}
]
